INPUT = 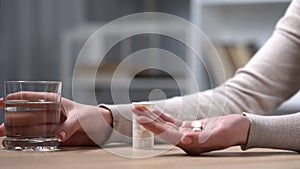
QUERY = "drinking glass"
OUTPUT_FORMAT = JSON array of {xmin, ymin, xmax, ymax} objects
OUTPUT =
[{"xmin": 4, "ymin": 81, "xmax": 62, "ymax": 151}]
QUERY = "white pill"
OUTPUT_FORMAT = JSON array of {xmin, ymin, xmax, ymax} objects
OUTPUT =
[
  {"xmin": 192, "ymin": 127, "xmax": 202, "ymax": 132},
  {"xmin": 191, "ymin": 121, "xmax": 202, "ymax": 128}
]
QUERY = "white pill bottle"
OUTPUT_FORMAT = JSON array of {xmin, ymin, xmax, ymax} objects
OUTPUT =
[{"xmin": 132, "ymin": 102, "xmax": 155, "ymax": 149}]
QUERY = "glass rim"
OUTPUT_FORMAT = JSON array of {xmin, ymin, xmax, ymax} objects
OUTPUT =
[{"xmin": 4, "ymin": 81, "xmax": 62, "ymax": 84}]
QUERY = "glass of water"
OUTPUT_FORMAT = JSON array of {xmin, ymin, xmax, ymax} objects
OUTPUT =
[{"xmin": 4, "ymin": 81, "xmax": 62, "ymax": 151}]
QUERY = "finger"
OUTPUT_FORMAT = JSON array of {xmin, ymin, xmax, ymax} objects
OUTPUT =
[
  {"xmin": 0, "ymin": 123, "xmax": 4, "ymax": 136},
  {"xmin": 7, "ymin": 91, "xmax": 60, "ymax": 102},
  {"xmin": 59, "ymin": 131, "xmax": 95, "ymax": 146},
  {"xmin": 131, "ymin": 105, "xmax": 148, "ymax": 116},
  {"xmin": 0, "ymin": 98, "xmax": 3, "ymax": 108},
  {"xmin": 134, "ymin": 105, "xmax": 180, "ymax": 125},
  {"xmin": 4, "ymin": 109, "xmax": 60, "ymax": 127},
  {"xmin": 137, "ymin": 115, "xmax": 183, "ymax": 145},
  {"xmin": 132, "ymin": 105, "xmax": 148, "ymax": 112},
  {"xmin": 136, "ymin": 115, "xmax": 179, "ymax": 130},
  {"xmin": 136, "ymin": 115, "xmax": 155, "ymax": 124},
  {"xmin": 132, "ymin": 106, "xmax": 164, "ymax": 124},
  {"xmin": 5, "ymin": 124, "xmax": 59, "ymax": 138},
  {"xmin": 152, "ymin": 110, "xmax": 182, "ymax": 127},
  {"xmin": 135, "ymin": 115, "xmax": 163, "ymax": 133},
  {"xmin": 56, "ymin": 114, "xmax": 81, "ymax": 142},
  {"xmin": 4, "ymin": 102, "xmax": 60, "ymax": 110},
  {"xmin": 60, "ymin": 98, "xmax": 75, "ymax": 117},
  {"xmin": 133, "ymin": 105, "xmax": 178, "ymax": 126}
]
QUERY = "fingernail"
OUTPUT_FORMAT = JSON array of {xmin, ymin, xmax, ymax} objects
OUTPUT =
[
  {"xmin": 182, "ymin": 137, "xmax": 192, "ymax": 144},
  {"xmin": 2, "ymin": 140, "xmax": 6, "ymax": 147},
  {"xmin": 58, "ymin": 130, "xmax": 66, "ymax": 142}
]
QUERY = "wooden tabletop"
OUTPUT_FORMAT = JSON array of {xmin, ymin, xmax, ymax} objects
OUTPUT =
[{"xmin": 0, "ymin": 137, "xmax": 299, "ymax": 169}]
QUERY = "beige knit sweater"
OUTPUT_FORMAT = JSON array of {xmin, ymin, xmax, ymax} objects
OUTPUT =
[{"xmin": 102, "ymin": 0, "xmax": 300, "ymax": 152}]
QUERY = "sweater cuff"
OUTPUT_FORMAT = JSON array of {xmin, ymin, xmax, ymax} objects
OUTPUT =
[
  {"xmin": 241, "ymin": 112, "xmax": 300, "ymax": 152},
  {"xmin": 98, "ymin": 103, "xmax": 132, "ymax": 144}
]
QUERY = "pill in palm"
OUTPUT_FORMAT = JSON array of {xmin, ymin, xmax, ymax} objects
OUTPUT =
[{"xmin": 191, "ymin": 121, "xmax": 202, "ymax": 128}]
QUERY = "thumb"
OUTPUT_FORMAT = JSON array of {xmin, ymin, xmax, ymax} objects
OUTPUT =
[
  {"xmin": 0, "ymin": 123, "xmax": 5, "ymax": 147},
  {"xmin": 0, "ymin": 97, "xmax": 4, "ymax": 108},
  {"xmin": 0, "ymin": 123, "xmax": 5, "ymax": 136},
  {"xmin": 56, "ymin": 115, "xmax": 81, "ymax": 142}
]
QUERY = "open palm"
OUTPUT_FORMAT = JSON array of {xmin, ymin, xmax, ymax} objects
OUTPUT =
[{"xmin": 132, "ymin": 105, "xmax": 250, "ymax": 155}]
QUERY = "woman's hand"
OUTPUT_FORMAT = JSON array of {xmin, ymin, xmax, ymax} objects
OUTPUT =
[
  {"xmin": 54, "ymin": 99, "xmax": 113, "ymax": 146},
  {"xmin": 132, "ymin": 106, "xmax": 250, "ymax": 155},
  {"xmin": 0, "ymin": 92, "xmax": 113, "ymax": 146}
]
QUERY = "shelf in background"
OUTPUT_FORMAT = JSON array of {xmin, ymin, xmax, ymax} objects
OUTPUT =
[
  {"xmin": 70, "ymin": 76, "xmax": 186, "ymax": 90},
  {"xmin": 191, "ymin": 0, "xmax": 300, "ymax": 113}
]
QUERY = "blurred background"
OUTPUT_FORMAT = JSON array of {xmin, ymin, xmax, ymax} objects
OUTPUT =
[{"xmin": 0, "ymin": 0, "xmax": 298, "ymax": 123}]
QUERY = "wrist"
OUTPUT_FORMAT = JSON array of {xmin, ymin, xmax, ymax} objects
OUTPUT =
[
  {"xmin": 98, "ymin": 106, "xmax": 113, "ymax": 128},
  {"xmin": 96, "ymin": 106, "xmax": 114, "ymax": 145},
  {"xmin": 238, "ymin": 115, "xmax": 251, "ymax": 146}
]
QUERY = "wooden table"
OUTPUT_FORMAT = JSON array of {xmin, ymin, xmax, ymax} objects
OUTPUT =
[{"xmin": 0, "ymin": 137, "xmax": 299, "ymax": 169}]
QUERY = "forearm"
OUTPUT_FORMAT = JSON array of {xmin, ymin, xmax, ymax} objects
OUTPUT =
[
  {"xmin": 211, "ymin": 0, "xmax": 300, "ymax": 116},
  {"xmin": 103, "ymin": 0, "xmax": 300, "ymax": 144},
  {"xmin": 167, "ymin": 0, "xmax": 300, "ymax": 119}
]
